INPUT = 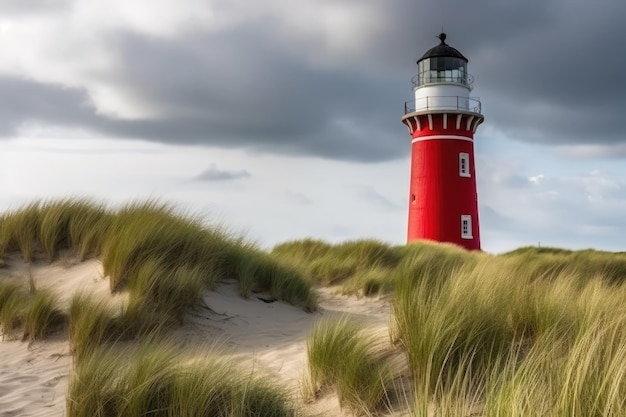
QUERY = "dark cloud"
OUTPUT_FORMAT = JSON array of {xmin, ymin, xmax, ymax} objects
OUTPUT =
[
  {"xmin": 0, "ymin": 0, "xmax": 624, "ymax": 161},
  {"xmin": 94, "ymin": 28, "xmax": 407, "ymax": 161},
  {"xmin": 0, "ymin": 26, "xmax": 407, "ymax": 162},
  {"xmin": 0, "ymin": 76, "xmax": 96, "ymax": 133},
  {"xmin": 378, "ymin": 0, "xmax": 626, "ymax": 147},
  {"xmin": 193, "ymin": 164, "xmax": 251, "ymax": 182}
]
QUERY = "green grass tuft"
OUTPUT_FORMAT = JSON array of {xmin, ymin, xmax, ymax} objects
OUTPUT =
[
  {"xmin": 67, "ymin": 342, "xmax": 296, "ymax": 417},
  {"xmin": 128, "ymin": 260, "xmax": 206, "ymax": 324},
  {"xmin": 22, "ymin": 290, "xmax": 66, "ymax": 342},
  {"xmin": 65, "ymin": 200, "xmax": 112, "ymax": 260},
  {"xmin": 68, "ymin": 293, "xmax": 124, "ymax": 359},
  {"xmin": 0, "ymin": 202, "xmax": 41, "ymax": 261},
  {"xmin": 0, "ymin": 281, "xmax": 21, "ymax": 310},
  {"xmin": 0, "ymin": 286, "xmax": 28, "ymax": 339},
  {"xmin": 306, "ymin": 317, "xmax": 391, "ymax": 414}
]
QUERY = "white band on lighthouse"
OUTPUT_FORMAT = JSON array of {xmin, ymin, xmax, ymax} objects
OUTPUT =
[{"xmin": 411, "ymin": 135, "xmax": 474, "ymax": 144}]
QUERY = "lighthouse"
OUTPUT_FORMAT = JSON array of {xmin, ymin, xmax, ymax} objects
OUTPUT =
[{"xmin": 401, "ymin": 33, "xmax": 484, "ymax": 250}]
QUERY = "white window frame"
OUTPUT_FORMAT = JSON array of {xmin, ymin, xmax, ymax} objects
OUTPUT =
[
  {"xmin": 459, "ymin": 152, "xmax": 470, "ymax": 178},
  {"xmin": 461, "ymin": 215, "xmax": 473, "ymax": 239}
]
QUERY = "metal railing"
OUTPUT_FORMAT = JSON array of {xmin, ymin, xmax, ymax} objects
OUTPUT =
[
  {"xmin": 411, "ymin": 72, "xmax": 474, "ymax": 89},
  {"xmin": 404, "ymin": 96, "xmax": 482, "ymax": 114}
]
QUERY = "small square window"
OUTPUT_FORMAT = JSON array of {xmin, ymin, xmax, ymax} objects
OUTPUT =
[
  {"xmin": 461, "ymin": 215, "xmax": 472, "ymax": 239},
  {"xmin": 459, "ymin": 153, "xmax": 470, "ymax": 178}
]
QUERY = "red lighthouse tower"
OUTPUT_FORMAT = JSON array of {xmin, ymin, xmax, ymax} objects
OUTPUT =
[{"xmin": 401, "ymin": 33, "xmax": 484, "ymax": 250}]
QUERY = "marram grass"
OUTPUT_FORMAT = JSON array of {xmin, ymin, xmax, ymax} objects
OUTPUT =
[
  {"xmin": 273, "ymin": 239, "xmax": 401, "ymax": 287},
  {"xmin": 0, "ymin": 282, "xmax": 66, "ymax": 342},
  {"xmin": 272, "ymin": 238, "xmax": 477, "ymax": 297},
  {"xmin": 98, "ymin": 200, "xmax": 315, "ymax": 312},
  {"xmin": 5, "ymin": 199, "xmax": 626, "ymax": 416},
  {"xmin": 66, "ymin": 342, "xmax": 296, "ymax": 417},
  {"xmin": 22, "ymin": 290, "xmax": 65, "ymax": 342},
  {"xmin": 392, "ymin": 251, "xmax": 626, "ymax": 416},
  {"xmin": 0, "ymin": 281, "xmax": 21, "ymax": 311},
  {"xmin": 0, "ymin": 286, "xmax": 27, "ymax": 339},
  {"xmin": 68, "ymin": 292, "xmax": 125, "ymax": 360},
  {"xmin": 0, "ymin": 198, "xmax": 316, "ymax": 323},
  {"xmin": 0, "ymin": 202, "xmax": 40, "ymax": 261},
  {"xmin": 306, "ymin": 316, "xmax": 392, "ymax": 414}
]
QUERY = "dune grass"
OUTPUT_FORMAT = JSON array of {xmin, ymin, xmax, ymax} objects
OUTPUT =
[
  {"xmin": 6, "ymin": 199, "xmax": 626, "ymax": 416},
  {"xmin": 502, "ymin": 245, "xmax": 626, "ymax": 285},
  {"xmin": 0, "ymin": 197, "xmax": 317, "ymax": 319},
  {"xmin": 392, "ymin": 258, "xmax": 532, "ymax": 410},
  {"xmin": 39, "ymin": 199, "xmax": 78, "ymax": 261},
  {"xmin": 239, "ymin": 252, "xmax": 317, "ymax": 308},
  {"xmin": 0, "ymin": 197, "xmax": 317, "ymax": 385},
  {"xmin": 98, "ymin": 200, "xmax": 315, "ymax": 313},
  {"xmin": 22, "ymin": 290, "xmax": 65, "ymax": 342},
  {"xmin": 0, "ymin": 279, "xmax": 67, "ymax": 342},
  {"xmin": 0, "ymin": 202, "xmax": 41, "ymax": 262},
  {"xmin": 391, "ymin": 249, "xmax": 626, "ymax": 416},
  {"xmin": 68, "ymin": 292, "xmax": 127, "ymax": 360},
  {"xmin": 482, "ymin": 314, "xmax": 626, "ymax": 417},
  {"xmin": 126, "ymin": 260, "xmax": 206, "ymax": 324},
  {"xmin": 272, "ymin": 238, "xmax": 477, "ymax": 297},
  {"xmin": 0, "ymin": 284, "xmax": 28, "ymax": 339},
  {"xmin": 0, "ymin": 200, "xmax": 112, "ymax": 262},
  {"xmin": 67, "ymin": 342, "xmax": 296, "ymax": 417},
  {"xmin": 65, "ymin": 199, "xmax": 112, "ymax": 260},
  {"xmin": 306, "ymin": 317, "xmax": 392, "ymax": 414},
  {"xmin": 0, "ymin": 281, "xmax": 21, "ymax": 310},
  {"xmin": 0, "ymin": 199, "xmax": 316, "ymax": 324},
  {"xmin": 273, "ymin": 239, "xmax": 400, "ymax": 287},
  {"xmin": 100, "ymin": 201, "xmax": 214, "ymax": 291}
]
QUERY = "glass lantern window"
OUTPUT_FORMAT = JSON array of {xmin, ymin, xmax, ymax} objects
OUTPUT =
[{"xmin": 418, "ymin": 57, "xmax": 467, "ymax": 85}]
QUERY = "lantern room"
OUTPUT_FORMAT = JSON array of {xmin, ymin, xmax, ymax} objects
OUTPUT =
[
  {"xmin": 408, "ymin": 33, "xmax": 480, "ymax": 115},
  {"xmin": 414, "ymin": 33, "xmax": 471, "ymax": 89}
]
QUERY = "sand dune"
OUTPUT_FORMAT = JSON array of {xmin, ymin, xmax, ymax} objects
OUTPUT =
[
  {"xmin": 0, "ymin": 257, "xmax": 393, "ymax": 417},
  {"xmin": 0, "ymin": 338, "xmax": 68, "ymax": 417}
]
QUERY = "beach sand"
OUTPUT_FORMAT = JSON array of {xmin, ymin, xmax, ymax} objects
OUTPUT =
[{"xmin": 0, "ymin": 256, "xmax": 394, "ymax": 417}]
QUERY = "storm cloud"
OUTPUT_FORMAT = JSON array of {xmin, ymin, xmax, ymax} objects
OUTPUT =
[{"xmin": 0, "ymin": 0, "xmax": 624, "ymax": 162}]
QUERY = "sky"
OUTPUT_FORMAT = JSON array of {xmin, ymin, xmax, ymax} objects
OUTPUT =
[{"xmin": 0, "ymin": 0, "xmax": 625, "ymax": 253}]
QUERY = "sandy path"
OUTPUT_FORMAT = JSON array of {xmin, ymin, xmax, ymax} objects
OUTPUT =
[
  {"xmin": 191, "ymin": 282, "xmax": 393, "ymax": 382},
  {"xmin": 0, "ymin": 259, "xmax": 394, "ymax": 417},
  {"xmin": 188, "ymin": 282, "xmax": 394, "ymax": 415}
]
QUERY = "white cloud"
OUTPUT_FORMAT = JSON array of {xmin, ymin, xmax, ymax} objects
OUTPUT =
[
  {"xmin": 478, "ymin": 148, "xmax": 626, "ymax": 252},
  {"xmin": 528, "ymin": 174, "xmax": 544, "ymax": 185},
  {"xmin": 193, "ymin": 164, "xmax": 251, "ymax": 182}
]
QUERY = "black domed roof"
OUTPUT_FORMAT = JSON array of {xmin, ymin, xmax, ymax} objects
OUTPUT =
[{"xmin": 418, "ymin": 33, "xmax": 468, "ymax": 63}]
